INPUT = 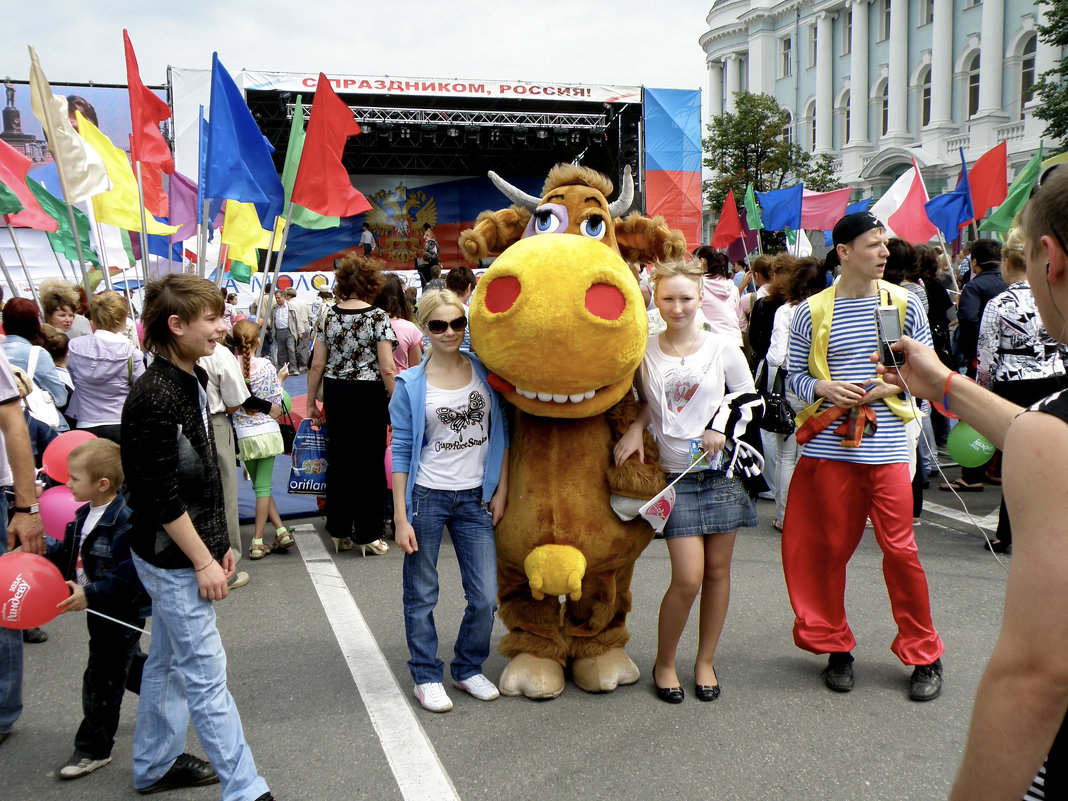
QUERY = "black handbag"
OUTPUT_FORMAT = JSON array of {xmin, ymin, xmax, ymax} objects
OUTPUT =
[
  {"xmin": 278, "ymin": 412, "xmax": 297, "ymax": 455},
  {"xmin": 755, "ymin": 362, "xmax": 796, "ymax": 435}
]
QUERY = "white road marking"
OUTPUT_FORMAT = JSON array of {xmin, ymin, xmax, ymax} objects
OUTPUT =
[
  {"xmin": 293, "ymin": 526, "xmax": 460, "ymax": 801},
  {"xmin": 921, "ymin": 500, "xmax": 999, "ymax": 532}
]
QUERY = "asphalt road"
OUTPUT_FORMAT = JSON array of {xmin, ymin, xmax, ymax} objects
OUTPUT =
[{"xmin": 5, "ymin": 460, "xmax": 1010, "ymax": 801}]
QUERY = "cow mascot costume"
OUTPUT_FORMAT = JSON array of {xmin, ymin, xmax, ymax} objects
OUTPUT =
[{"xmin": 460, "ymin": 164, "xmax": 686, "ymax": 698}]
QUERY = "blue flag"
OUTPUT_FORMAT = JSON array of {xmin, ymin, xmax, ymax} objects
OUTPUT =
[
  {"xmin": 755, "ymin": 184, "xmax": 803, "ymax": 232},
  {"xmin": 824, "ymin": 198, "xmax": 872, "ymax": 246},
  {"xmin": 202, "ymin": 53, "xmax": 284, "ymax": 224},
  {"xmin": 924, "ymin": 148, "xmax": 975, "ymax": 244}
]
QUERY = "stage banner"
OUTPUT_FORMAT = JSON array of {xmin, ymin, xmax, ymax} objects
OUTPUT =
[{"xmin": 643, "ymin": 87, "xmax": 702, "ymax": 249}]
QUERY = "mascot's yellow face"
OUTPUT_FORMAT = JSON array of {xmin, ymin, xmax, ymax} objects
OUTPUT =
[{"xmin": 470, "ymin": 234, "xmax": 646, "ymax": 418}]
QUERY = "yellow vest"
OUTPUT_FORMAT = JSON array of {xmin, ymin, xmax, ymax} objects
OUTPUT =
[{"xmin": 794, "ymin": 280, "xmax": 919, "ymax": 427}]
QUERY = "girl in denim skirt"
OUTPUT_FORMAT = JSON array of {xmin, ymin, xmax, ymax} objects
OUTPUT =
[
  {"xmin": 616, "ymin": 257, "xmax": 762, "ymax": 704},
  {"xmin": 389, "ymin": 290, "xmax": 509, "ymax": 713}
]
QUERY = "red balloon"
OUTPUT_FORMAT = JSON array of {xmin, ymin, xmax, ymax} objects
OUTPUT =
[
  {"xmin": 39, "ymin": 486, "xmax": 87, "ymax": 540},
  {"xmin": 0, "ymin": 552, "xmax": 70, "ymax": 629},
  {"xmin": 42, "ymin": 430, "xmax": 98, "ymax": 484}
]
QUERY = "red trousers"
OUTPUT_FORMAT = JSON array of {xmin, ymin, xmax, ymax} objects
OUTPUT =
[{"xmin": 781, "ymin": 457, "xmax": 944, "ymax": 666}]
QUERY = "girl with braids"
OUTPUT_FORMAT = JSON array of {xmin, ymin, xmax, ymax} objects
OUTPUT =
[{"xmin": 230, "ymin": 320, "xmax": 292, "ymax": 559}]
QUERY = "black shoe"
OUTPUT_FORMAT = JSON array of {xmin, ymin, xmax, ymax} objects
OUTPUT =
[
  {"xmin": 694, "ymin": 683, "xmax": 721, "ymax": 702},
  {"xmin": 909, "ymin": 659, "xmax": 943, "ymax": 702},
  {"xmin": 984, "ymin": 539, "xmax": 1012, "ymax": 554},
  {"xmin": 254, "ymin": 794, "xmax": 275, "ymax": 801},
  {"xmin": 22, "ymin": 627, "xmax": 47, "ymax": 643},
  {"xmin": 135, "ymin": 753, "xmax": 219, "ymax": 795},
  {"xmin": 822, "ymin": 652, "xmax": 855, "ymax": 693},
  {"xmin": 652, "ymin": 666, "xmax": 684, "ymax": 704},
  {"xmin": 0, "ymin": 732, "xmax": 9, "ymax": 746}
]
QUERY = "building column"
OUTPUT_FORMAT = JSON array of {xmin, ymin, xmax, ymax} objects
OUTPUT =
[
  {"xmin": 846, "ymin": 0, "xmax": 868, "ymax": 147},
  {"xmin": 884, "ymin": 0, "xmax": 910, "ymax": 142},
  {"xmin": 708, "ymin": 60, "xmax": 724, "ymax": 121},
  {"xmin": 929, "ymin": 0, "xmax": 954, "ymax": 127},
  {"xmin": 724, "ymin": 53, "xmax": 742, "ymax": 114},
  {"xmin": 814, "ymin": 11, "xmax": 834, "ymax": 153},
  {"xmin": 977, "ymin": 0, "xmax": 1006, "ymax": 117}
]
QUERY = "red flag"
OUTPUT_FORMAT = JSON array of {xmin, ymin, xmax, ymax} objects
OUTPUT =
[
  {"xmin": 124, "ymin": 29, "xmax": 174, "ymax": 174},
  {"xmin": 291, "ymin": 73, "xmax": 371, "ymax": 218},
  {"xmin": 129, "ymin": 136, "xmax": 168, "ymax": 218},
  {"xmin": 968, "ymin": 141, "xmax": 1008, "ymax": 222},
  {"xmin": 0, "ymin": 139, "xmax": 58, "ymax": 232},
  {"xmin": 711, "ymin": 188, "xmax": 743, "ymax": 249}
]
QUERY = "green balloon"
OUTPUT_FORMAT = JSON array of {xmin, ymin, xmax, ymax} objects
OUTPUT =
[
  {"xmin": 281, "ymin": 390, "xmax": 291, "ymax": 412},
  {"xmin": 946, "ymin": 422, "xmax": 995, "ymax": 468}
]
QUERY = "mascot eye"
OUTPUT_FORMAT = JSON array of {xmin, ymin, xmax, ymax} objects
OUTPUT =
[
  {"xmin": 580, "ymin": 215, "xmax": 606, "ymax": 240},
  {"xmin": 533, "ymin": 210, "xmax": 561, "ymax": 235}
]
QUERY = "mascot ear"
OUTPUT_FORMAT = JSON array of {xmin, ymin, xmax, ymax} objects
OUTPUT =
[
  {"xmin": 459, "ymin": 207, "xmax": 532, "ymax": 263},
  {"xmin": 615, "ymin": 212, "xmax": 688, "ymax": 265}
]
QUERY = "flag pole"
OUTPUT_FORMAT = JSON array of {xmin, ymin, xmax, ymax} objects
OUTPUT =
[
  {"xmin": 92, "ymin": 217, "xmax": 111, "ymax": 288},
  {"xmin": 3, "ymin": 219, "xmax": 40, "ymax": 307},
  {"xmin": 134, "ymin": 160, "xmax": 151, "ymax": 291},
  {"xmin": 0, "ymin": 245, "xmax": 21, "ymax": 299},
  {"xmin": 212, "ymin": 243, "xmax": 227, "ymax": 287},
  {"xmin": 197, "ymin": 199, "xmax": 209, "ymax": 278},
  {"xmin": 52, "ymin": 248, "xmax": 69, "ymax": 280},
  {"xmin": 259, "ymin": 209, "xmax": 293, "ymax": 356}
]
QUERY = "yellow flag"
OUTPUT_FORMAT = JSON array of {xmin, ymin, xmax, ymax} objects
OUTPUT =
[
  {"xmin": 75, "ymin": 112, "xmax": 178, "ymax": 235},
  {"xmin": 28, "ymin": 45, "xmax": 111, "ymax": 204},
  {"xmin": 221, "ymin": 200, "xmax": 283, "ymax": 265}
]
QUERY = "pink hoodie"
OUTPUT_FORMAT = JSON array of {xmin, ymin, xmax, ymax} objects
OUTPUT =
[{"xmin": 701, "ymin": 276, "xmax": 742, "ymax": 344}]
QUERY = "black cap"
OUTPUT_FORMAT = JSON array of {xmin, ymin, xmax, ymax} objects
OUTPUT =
[{"xmin": 832, "ymin": 212, "xmax": 883, "ymax": 247}]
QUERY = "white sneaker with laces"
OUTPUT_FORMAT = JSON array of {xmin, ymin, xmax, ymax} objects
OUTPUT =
[
  {"xmin": 413, "ymin": 682, "xmax": 453, "ymax": 712},
  {"xmin": 453, "ymin": 673, "xmax": 500, "ymax": 701},
  {"xmin": 59, "ymin": 753, "xmax": 112, "ymax": 779}
]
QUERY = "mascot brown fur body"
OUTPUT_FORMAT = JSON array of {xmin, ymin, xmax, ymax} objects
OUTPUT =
[{"xmin": 462, "ymin": 165, "xmax": 686, "ymax": 698}]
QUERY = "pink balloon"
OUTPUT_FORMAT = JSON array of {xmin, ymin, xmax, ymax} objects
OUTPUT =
[
  {"xmin": 39, "ymin": 486, "xmax": 87, "ymax": 540},
  {"xmin": 384, "ymin": 445, "xmax": 393, "ymax": 490},
  {"xmin": 0, "ymin": 552, "xmax": 70, "ymax": 629},
  {"xmin": 42, "ymin": 430, "xmax": 98, "ymax": 484}
]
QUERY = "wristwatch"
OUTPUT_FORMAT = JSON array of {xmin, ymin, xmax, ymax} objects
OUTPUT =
[{"xmin": 12, "ymin": 504, "xmax": 39, "ymax": 514}]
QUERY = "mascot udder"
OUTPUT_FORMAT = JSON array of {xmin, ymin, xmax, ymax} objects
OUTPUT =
[{"xmin": 462, "ymin": 165, "xmax": 685, "ymax": 699}]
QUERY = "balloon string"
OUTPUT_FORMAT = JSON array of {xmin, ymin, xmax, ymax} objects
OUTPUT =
[{"xmin": 85, "ymin": 608, "xmax": 150, "ymax": 636}]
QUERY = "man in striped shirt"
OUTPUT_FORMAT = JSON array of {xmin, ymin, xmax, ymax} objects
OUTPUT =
[{"xmin": 782, "ymin": 212, "xmax": 945, "ymax": 702}]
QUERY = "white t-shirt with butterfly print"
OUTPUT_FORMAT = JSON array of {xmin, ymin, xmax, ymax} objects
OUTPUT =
[{"xmin": 414, "ymin": 373, "xmax": 491, "ymax": 491}]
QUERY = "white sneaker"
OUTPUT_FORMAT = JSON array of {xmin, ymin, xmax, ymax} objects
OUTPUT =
[
  {"xmin": 59, "ymin": 753, "xmax": 111, "ymax": 779},
  {"xmin": 413, "ymin": 682, "xmax": 453, "ymax": 712},
  {"xmin": 453, "ymin": 673, "xmax": 500, "ymax": 701}
]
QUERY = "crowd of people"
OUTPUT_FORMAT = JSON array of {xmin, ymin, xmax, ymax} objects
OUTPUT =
[{"xmin": 0, "ymin": 182, "xmax": 1065, "ymax": 800}]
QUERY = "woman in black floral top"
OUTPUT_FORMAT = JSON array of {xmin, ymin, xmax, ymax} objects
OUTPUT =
[{"xmin": 307, "ymin": 254, "xmax": 397, "ymax": 555}]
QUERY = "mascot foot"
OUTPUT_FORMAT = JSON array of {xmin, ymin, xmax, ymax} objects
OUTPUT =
[
  {"xmin": 572, "ymin": 648, "xmax": 640, "ymax": 693},
  {"xmin": 498, "ymin": 653, "xmax": 566, "ymax": 699}
]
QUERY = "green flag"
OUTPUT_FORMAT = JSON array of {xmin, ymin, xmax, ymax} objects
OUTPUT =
[
  {"xmin": 26, "ymin": 177, "xmax": 100, "ymax": 267},
  {"xmin": 979, "ymin": 145, "xmax": 1042, "ymax": 234},
  {"xmin": 281, "ymin": 95, "xmax": 341, "ymax": 230},
  {"xmin": 0, "ymin": 180, "xmax": 24, "ymax": 216},
  {"xmin": 230, "ymin": 260, "xmax": 253, "ymax": 283},
  {"xmin": 743, "ymin": 183, "xmax": 763, "ymax": 231}
]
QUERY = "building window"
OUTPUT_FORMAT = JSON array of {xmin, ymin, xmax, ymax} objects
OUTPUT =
[
  {"xmin": 921, "ymin": 66, "xmax": 932, "ymax": 126},
  {"xmin": 781, "ymin": 36, "xmax": 793, "ymax": 77},
  {"xmin": 967, "ymin": 52, "xmax": 981, "ymax": 117},
  {"xmin": 841, "ymin": 91, "xmax": 851, "ymax": 143},
  {"xmin": 807, "ymin": 100, "xmax": 817, "ymax": 151},
  {"xmin": 965, "ymin": 0, "xmax": 981, "ymax": 6},
  {"xmin": 781, "ymin": 110, "xmax": 793, "ymax": 145},
  {"xmin": 876, "ymin": 81, "xmax": 889, "ymax": 136},
  {"xmin": 921, "ymin": 0, "xmax": 934, "ymax": 25},
  {"xmin": 809, "ymin": 24, "xmax": 818, "ymax": 68},
  {"xmin": 1022, "ymin": 34, "xmax": 1037, "ymax": 105},
  {"xmin": 842, "ymin": 8, "xmax": 852, "ymax": 55},
  {"xmin": 880, "ymin": 0, "xmax": 892, "ymax": 42}
]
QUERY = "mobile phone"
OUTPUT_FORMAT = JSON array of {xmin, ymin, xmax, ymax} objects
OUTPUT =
[{"xmin": 874, "ymin": 306, "xmax": 905, "ymax": 367}]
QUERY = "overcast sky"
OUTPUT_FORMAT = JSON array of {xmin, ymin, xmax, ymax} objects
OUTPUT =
[{"xmin": 4, "ymin": 1, "xmax": 712, "ymax": 100}]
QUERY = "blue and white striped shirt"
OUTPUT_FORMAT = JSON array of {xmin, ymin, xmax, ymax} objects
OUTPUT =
[{"xmin": 786, "ymin": 292, "xmax": 931, "ymax": 464}]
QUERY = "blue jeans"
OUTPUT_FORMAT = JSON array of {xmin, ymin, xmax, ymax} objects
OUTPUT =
[
  {"xmin": 131, "ymin": 554, "xmax": 268, "ymax": 801},
  {"xmin": 0, "ymin": 502, "xmax": 22, "ymax": 734},
  {"xmin": 402, "ymin": 485, "xmax": 498, "ymax": 684}
]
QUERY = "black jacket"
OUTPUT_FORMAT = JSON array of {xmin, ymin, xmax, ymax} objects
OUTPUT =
[{"xmin": 957, "ymin": 269, "xmax": 1008, "ymax": 367}]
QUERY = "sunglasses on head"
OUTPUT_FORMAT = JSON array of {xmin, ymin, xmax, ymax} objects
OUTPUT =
[{"xmin": 426, "ymin": 316, "xmax": 467, "ymax": 334}]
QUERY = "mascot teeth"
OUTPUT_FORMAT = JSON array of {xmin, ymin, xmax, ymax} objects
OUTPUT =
[{"xmin": 515, "ymin": 388, "xmax": 598, "ymax": 404}]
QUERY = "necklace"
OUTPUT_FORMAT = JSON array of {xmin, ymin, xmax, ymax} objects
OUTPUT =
[{"xmin": 662, "ymin": 329, "xmax": 702, "ymax": 366}]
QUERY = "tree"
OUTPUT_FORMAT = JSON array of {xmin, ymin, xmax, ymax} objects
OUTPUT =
[
  {"xmin": 703, "ymin": 91, "xmax": 842, "ymax": 212},
  {"xmin": 1035, "ymin": 0, "xmax": 1068, "ymax": 148}
]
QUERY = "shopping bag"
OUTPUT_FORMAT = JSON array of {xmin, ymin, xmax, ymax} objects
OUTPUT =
[{"xmin": 288, "ymin": 420, "xmax": 327, "ymax": 496}]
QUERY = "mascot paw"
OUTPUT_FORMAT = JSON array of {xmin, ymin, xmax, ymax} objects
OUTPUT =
[
  {"xmin": 499, "ymin": 653, "xmax": 566, "ymax": 699},
  {"xmin": 572, "ymin": 648, "xmax": 640, "ymax": 693}
]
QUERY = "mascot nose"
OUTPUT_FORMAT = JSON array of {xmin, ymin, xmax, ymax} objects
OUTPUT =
[
  {"xmin": 523, "ymin": 544, "xmax": 587, "ymax": 602},
  {"xmin": 585, "ymin": 283, "xmax": 626, "ymax": 321},
  {"xmin": 484, "ymin": 275, "xmax": 522, "ymax": 313}
]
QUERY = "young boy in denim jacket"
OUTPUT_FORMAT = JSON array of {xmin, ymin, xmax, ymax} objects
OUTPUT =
[{"xmin": 45, "ymin": 438, "xmax": 149, "ymax": 779}]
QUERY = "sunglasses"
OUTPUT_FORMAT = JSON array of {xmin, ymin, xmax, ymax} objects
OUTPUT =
[{"xmin": 426, "ymin": 316, "xmax": 467, "ymax": 334}]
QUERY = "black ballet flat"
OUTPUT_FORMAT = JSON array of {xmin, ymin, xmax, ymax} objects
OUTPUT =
[
  {"xmin": 695, "ymin": 683, "xmax": 721, "ymax": 702},
  {"xmin": 652, "ymin": 667, "xmax": 684, "ymax": 704}
]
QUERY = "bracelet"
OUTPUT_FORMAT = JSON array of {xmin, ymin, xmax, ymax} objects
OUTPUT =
[{"xmin": 194, "ymin": 559, "xmax": 214, "ymax": 572}]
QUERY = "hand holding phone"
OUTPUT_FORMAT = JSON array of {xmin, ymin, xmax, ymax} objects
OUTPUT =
[{"xmin": 875, "ymin": 307, "xmax": 906, "ymax": 367}]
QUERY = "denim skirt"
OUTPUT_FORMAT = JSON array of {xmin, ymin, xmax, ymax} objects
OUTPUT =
[{"xmin": 662, "ymin": 469, "xmax": 758, "ymax": 538}]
